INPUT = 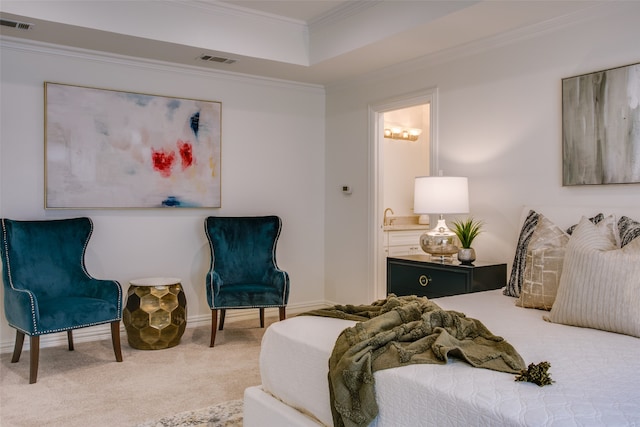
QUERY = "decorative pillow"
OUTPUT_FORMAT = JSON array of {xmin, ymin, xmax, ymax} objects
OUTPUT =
[
  {"xmin": 619, "ymin": 215, "xmax": 640, "ymax": 247},
  {"xmin": 546, "ymin": 216, "xmax": 640, "ymax": 338},
  {"xmin": 586, "ymin": 214, "xmax": 619, "ymax": 247},
  {"xmin": 505, "ymin": 210, "xmax": 539, "ymax": 297},
  {"xmin": 516, "ymin": 215, "xmax": 569, "ymax": 310},
  {"xmin": 566, "ymin": 213, "xmax": 604, "ymax": 235}
]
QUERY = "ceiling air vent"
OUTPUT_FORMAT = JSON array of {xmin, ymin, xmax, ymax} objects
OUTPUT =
[
  {"xmin": 0, "ymin": 19, "xmax": 34, "ymax": 30},
  {"xmin": 198, "ymin": 54, "xmax": 236, "ymax": 65}
]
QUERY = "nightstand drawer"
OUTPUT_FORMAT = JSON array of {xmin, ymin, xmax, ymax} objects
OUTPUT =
[
  {"xmin": 387, "ymin": 262, "xmax": 467, "ymax": 298},
  {"xmin": 386, "ymin": 256, "xmax": 506, "ymax": 299}
]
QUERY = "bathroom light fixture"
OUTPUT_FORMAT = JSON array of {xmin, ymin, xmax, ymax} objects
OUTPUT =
[
  {"xmin": 384, "ymin": 127, "xmax": 421, "ymax": 141},
  {"xmin": 414, "ymin": 176, "xmax": 469, "ymax": 261}
]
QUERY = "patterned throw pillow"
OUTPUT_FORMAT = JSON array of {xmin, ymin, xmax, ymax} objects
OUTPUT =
[
  {"xmin": 504, "ymin": 210, "xmax": 539, "ymax": 297},
  {"xmin": 547, "ymin": 216, "xmax": 640, "ymax": 338},
  {"xmin": 516, "ymin": 215, "xmax": 569, "ymax": 310},
  {"xmin": 618, "ymin": 216, "xmax": 640, "ymax": 247},
  {"xmin": 565, "ymin": 213, "xmax": 604, "ymax": 235}
]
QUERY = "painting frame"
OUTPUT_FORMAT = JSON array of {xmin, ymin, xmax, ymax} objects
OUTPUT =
[
  {"xmin": 562, "ymin": 62, "xmax": 640, "ymax": 186},
  {"xmin": 45, "ymin": 82, "xmax": 222, "ymax": 209}
]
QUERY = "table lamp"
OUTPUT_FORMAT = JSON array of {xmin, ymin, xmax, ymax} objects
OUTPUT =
[{"xmin": 414, "ymin": 176, "xmax": 469, "ymax": 261}]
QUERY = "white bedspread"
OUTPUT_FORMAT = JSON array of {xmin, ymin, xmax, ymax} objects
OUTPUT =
[{"xmin": 259, "ymin": 290, "xmax": 640, "ymax": 426}]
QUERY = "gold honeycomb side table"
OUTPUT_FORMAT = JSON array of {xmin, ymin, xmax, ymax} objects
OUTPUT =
[{"xmin": 123, "ymin": 277, "xmax": 187, "ymax": 350}]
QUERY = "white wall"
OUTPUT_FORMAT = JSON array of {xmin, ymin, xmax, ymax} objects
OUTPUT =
[
  {"xmin": 324, "ymin": 3, "xmax": 640, "ymax": 304},
  {"xmin": 0, "ymin": 40, "xmax": 326, "ymax": 350}
]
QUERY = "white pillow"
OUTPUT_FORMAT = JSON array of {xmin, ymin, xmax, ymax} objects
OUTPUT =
[{"xmin": 546, "ymin": 216, "xmax": 640, "ymax": 337}]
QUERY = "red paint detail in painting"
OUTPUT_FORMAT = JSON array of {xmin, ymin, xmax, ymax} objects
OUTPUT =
[
  {"xmin": 178, "ymin": 140, "xmax": 194, "ymax": 170},
  {"xmin": 152, "ymin": 148, "xmax": 176, "ymax": 177}
]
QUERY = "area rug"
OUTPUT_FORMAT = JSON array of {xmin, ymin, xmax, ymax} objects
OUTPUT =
[{"xmin": 136, "ymin": 399, "xmax": 243, "ymax": 427}]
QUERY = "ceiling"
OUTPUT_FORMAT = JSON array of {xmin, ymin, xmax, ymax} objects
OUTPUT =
[{"xmin": 0, "ymin": 0, "xmax": 605, "ymax": 86}]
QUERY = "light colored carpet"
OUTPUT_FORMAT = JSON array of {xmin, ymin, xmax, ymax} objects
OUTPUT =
[{"xmin": 0, "ymin": 317, "xmax": 274, "ymax": 427}]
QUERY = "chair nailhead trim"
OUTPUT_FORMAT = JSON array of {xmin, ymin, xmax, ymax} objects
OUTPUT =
[{"xmin": 1, "ymin": 218, "xmax": 123, "ymax": 336}]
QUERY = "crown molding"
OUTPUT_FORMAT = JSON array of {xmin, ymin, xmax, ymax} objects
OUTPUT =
[
  {"xmin": 0, "ymin": 36, "xmax": 324, "ymax": 93},
  {"xmin": 180, "ymin": 0, "xmax": 380, "ymax": 32},
  {"xmin": 176, "ymin": 0, "xmax": 308, "ymax": 27},
  {"xmin": 308, "ymin": 0, "xmax": 381, "ymax": 32}
]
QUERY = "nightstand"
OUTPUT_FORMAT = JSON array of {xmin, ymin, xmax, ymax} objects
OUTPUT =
[{"xmin": 387, "ymin": 255, "xmax": 506, "ymax": 299}]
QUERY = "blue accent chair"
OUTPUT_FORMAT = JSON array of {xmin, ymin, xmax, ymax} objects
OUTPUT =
[
  {"xmin": 1, "ymin": 217, "xmax": 123, "ymax": 383},
  {"xmin": 204, "ymin": 216, "xmax": 289, "ymax": 347}
]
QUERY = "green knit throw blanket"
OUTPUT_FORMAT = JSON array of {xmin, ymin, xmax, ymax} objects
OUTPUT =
[{"xmin": 302, "ymin": 295, "xmax": 552, "ymax": 427}]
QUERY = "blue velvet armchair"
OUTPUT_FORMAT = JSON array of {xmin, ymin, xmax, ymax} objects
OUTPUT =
[
  {"xmin": 204, "ymin": 216, "xmax": 290, "ymax": 347},
  {"xmin": 0, "ymin": 217, "xmax": 123, "ymax": 383}
]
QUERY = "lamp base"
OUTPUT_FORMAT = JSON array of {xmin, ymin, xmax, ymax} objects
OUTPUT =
[{"xmin": 419, "ymin": 218, "xmax": 459, "ymax": 261}]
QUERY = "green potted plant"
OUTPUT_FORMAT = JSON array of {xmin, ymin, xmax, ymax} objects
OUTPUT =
[{"xmin": 451, "ymin": 217, "xmax": 484, "ymax": 264}]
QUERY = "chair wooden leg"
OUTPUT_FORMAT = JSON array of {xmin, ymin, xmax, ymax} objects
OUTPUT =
[
  {"xmin": 110, "ymin": 321, "xmax": 123, "ymax": 362},
  {"xmin": 67, "ymin": 330, "xmax": 74, "ymax": 351},
  {"xmin": 279, "ymin": 306, "xmax": 286, "ymax": 321},
  {"xmin": 210, "ymin": 309, "xmax": 218, "ymax": 347},
  {"xmin": 29, "ymin": 336, "xmax": 40, "ymax": 384},
  {"xmin": 219, "ymin": 309, "xmax": 226, "ymax": 331},
  {"xmin": 11, "ymin": 330, "xmax": 25, "ymax": 363},
  {"xmin": 259, "ymin": 308, "xmax": 265, "ymax": 328}
]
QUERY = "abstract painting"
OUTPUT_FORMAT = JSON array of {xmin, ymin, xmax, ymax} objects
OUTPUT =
[
  {"xmin": 45, "ymin": 82, "xmax": 221, "ymax": 208},
  {"xmin": 562, "ymin": 62, "xmax": 640, "ymax": 185}
]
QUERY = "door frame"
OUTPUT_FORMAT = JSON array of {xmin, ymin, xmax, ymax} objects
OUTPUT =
[{"xmin": 368, "ymin": 88, "xmax": 439, "ymax": 301}]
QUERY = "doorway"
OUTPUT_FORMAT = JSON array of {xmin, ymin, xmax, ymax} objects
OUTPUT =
[
  {"xmin": 383, "ymin": 105, "xmax": 430, "ymax": 217},
  {"xmin": 368, "ymin": 88, "xmax": 438, "ymax": 301}
]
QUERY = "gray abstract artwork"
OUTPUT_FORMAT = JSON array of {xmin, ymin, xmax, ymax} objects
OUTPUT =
[{"xmin": 562, "ymin": 63, "xmax": 640, "ymax": 185}]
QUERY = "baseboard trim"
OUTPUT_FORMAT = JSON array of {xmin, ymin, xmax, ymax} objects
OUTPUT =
[{"xmin": 0, "ymin": 300, "xmax": 330, "ymax": 354}]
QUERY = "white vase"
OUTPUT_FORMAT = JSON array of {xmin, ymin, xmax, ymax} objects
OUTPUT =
[{"xmin": 457, "ymin": 247, "xmax": 476, "ymax": 265}]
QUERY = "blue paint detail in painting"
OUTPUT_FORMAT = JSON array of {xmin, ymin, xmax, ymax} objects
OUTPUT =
[
  {"xmin": 162, "ymin": 196, "xmax": 181, "ymax": 207},
  {"xmin": 190, "ymin": 112, "xmax": 200, "ymax": 138},
  {"xmin": 161, "ymin": 196, "xmax": 200, "ymax": 208},
  {"xmin": 166, "ymin": 99, "xmax": 181, "ymax": 120}
]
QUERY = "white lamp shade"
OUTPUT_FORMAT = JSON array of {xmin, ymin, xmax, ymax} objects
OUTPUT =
[{"xmin": 414, "ymin": 176, "xmax": 469, "ymax": 214}]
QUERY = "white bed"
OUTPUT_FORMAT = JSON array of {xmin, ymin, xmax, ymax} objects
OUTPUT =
[
  {"xmin": 245, "ymin": 207, "xmax": 640, "ymax": 426},
  {"xmin": 245, "ymin": 290, "xmax": 640, "ymax": 426}
]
